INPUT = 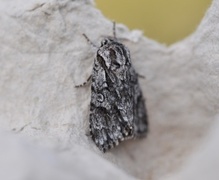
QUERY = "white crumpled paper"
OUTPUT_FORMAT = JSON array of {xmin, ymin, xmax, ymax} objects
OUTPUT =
[{"xmin": 0, "ymin": 0, "xmax": 218, "ymax": 179}]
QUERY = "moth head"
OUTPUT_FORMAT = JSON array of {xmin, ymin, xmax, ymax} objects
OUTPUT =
[{"xmin": 97, "ymin": 38, "xmax": 131, "ymax": 76}]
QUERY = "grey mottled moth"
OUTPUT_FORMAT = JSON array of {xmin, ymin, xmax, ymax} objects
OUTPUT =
[{"xmin": 76, "ymin": 22, "xmax": 148, "ymax": 152}]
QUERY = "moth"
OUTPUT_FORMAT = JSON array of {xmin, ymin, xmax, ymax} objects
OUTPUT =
[{"xmin": 76, "ymin": 22, "xmax": 148, "ymax": 152}]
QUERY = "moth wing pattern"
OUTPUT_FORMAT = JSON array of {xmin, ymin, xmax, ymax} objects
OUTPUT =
[
  {"xmin": 89, "ymin": 37, "xmax": 148, "ymax": 152},
  {"xmin": 131, "ymin": 69, "xmax": 148, "ymax": 137}
]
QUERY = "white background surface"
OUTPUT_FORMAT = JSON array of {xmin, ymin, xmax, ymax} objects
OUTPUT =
[{"xmin": 0, "ymin": 0, "xmax": 218, "ymax": 179}]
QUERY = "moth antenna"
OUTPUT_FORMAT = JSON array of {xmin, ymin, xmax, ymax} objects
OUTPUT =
[
  {"xmin": 113, "ymin": 21, "xmax": 117, "ymax": 39},
  {"xmin": 82, "ymin": 33, "xmax": 98, "ymax": 48}
]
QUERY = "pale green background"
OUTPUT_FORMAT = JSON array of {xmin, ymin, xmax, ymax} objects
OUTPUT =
[{"xmin": 96, "ymin": 0, "xmax": 212, "ymax": 45}]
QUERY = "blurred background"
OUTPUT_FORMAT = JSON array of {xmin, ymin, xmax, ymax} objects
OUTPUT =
[{"xmin": 96, "ymin": 0, "xmax": 212, "ymax": 45}]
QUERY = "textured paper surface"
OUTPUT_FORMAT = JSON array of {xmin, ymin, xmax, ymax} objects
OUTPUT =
[{"xmin": 0, "ymin": 0, "xmax": 218, "ymax": 179}]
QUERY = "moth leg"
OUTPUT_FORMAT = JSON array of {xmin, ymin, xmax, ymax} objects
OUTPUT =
[
  {"xmin": 75, "ymin": 75, "xmax": 92, "ymax": 88},
  {"xmin": 85, "ymin": 130, "xmax": 91, "ymax": 137},
  {"xmin": 137, "ymin": 73, "xmax": 146, "ymax": 79}
]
